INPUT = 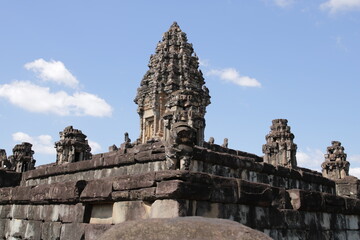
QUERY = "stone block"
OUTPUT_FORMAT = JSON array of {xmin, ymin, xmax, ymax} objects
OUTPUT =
[
  {"xmin": 90, "ymin": 203, "xmax": 113, "ymax": 224},
  {"xmin": 27, "ymin": 205, "xmax": 43, "ymax": 221},
  {"xmin": 84, "ymin": 224, "xmax": 113, "ymax": 240},
  {"xmin": 195, "ymin": 201, "xmax": 221, "ymax": 218},
  {"xmin": 112, "ymin": 191, "xmax": 130, "ymax": 201},
  {"xmin": 304, "ymin": 212, "xmax": 320, "ymax": 230},
  {"xmin": 156, "ymin": 180, "xmax": 211, "ymax": 200},
  {"xmin": 323, "ymin": 193, "xmax": 345, "ymax": 213},
  {"xmin": 11, "ymin": 204, "xmax": 28, "ymax": 219},
  {"xmin": 41, "ymin": 222, "xmax": 61, "ymax": 240},
  {"xmin": 117, "ymin": 153, "xmax": 135, "ymax": 165},
  {"xmin": 31, "ymin": 180, "xmax": 86, "ymax": 203},
  {"xmin": 112, "ymin": 172, "xmax": 155, "ymax": 191},
  {"xmin": 280, "ymin": 209, "xmax": 305, "ymax": 229},
  {"xmin": 149, "ymin": 199, "xmax": 188, "ymax": 218},
  {"xmin": 0, "ymin": 219, "xmax": 7, "ymax": 238},
  {"xmin": 0, "ymin": 187, "xmax": 12, "ymax": 203},
  {"xmin": 332, "ymin": 230, "xmax": 347, "ymax": 240},
  {"xmin": 319, "ymin": 212, "xmax": 331, "ymax": 230},
  {"xmin": 80, "ymin": 179, "xmax": 113, "ymax": 201},
  {"xmin": 5, "ymin": 219, "xmax": 26, "ymax": 238},
  {"xmin": 345, "ymin": 198, "xmax": 360, "ymax": 215},
  {"xmin": 287, "ymin": 189, "xmax": 322, "ymax": 211},
  {"xmin": 128, "ymin": 187, "xmax": 156, "ymax": 201},
  {"xmin": 345, "ymin": 215, "xmax": 359, "ymax": 230},
  {"xmin": 237, "ymin": 180, "xmax": 273, "ymax": 207},
  {"xmin": 24, "ymin": 220, "xmax": 42, "ymax": 240},
  {"xmin": 60, "ymin": 223, "xmax": 85, "ymax": 240},
  {"xmin": 12, "ymin": 186, "xmax": 32, "ymax": 202},
  {"xmin": 333, "ymin": 214, "xmax": 346, "ymax": 230},
  {"xmin": 253, "ymin": 206, "xmax": 270, "ymax": 228},
  {"xmin": 0, "ymin": 204, "xmax": 11, "ymax": 218},
  {"xmin": 347, "ymin": 230, "xmax": 360, "ymax": 239},
  {"xmin": 112, "ymin": 201, "xmax": 150, "ymax": 224},
  {"xmin": 61, "ymin": 203, "xmax": 85, "ymax": 223}
]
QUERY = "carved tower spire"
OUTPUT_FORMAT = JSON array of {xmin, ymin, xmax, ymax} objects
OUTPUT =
[
  {"xmin": 321, "ymin": 141, "xmax": 349, "ymax": 180},
  {"xmin": 262, "ymin": 119, "xmax": 297, "ymax": 168},
  {"xmin": 135, "ymin": 22, "xmax": 210, "ymax": 145}
]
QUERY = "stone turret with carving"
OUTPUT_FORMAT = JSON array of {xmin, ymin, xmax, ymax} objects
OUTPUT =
[
  {"xmin": 7, "ymin": 143, "xmax": 36, "ymax": 172},
  {"xmin": 321, "ymin": 141, "xmax": 349, "ymax": 180},
  {"xmin": 0, "ymin": 149, "xmax": 9, "ymax": 169},
  {"xmin": 55, "ymin": 126, "xmax": 92, "ymax": 164},
  {"xmin": 134, "ymin": 22, "xmax": 210, "ymax": 146},
  {"xmin": 262, "ymin": 119, "xmax": 297, "ymax": 168}
]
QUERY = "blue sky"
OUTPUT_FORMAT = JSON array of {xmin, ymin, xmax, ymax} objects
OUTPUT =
[{"xmin": 0, "ymin": 0, "xmax": 359, "ymax": 177}]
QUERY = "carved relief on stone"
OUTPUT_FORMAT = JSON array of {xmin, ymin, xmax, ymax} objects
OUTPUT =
[
  {"xmin": 7, "ymin": 142, "xmax": 36, "ymax": 172},
  {"xmin": 321, "ymin": 141, "xmax": 349, "ymax": 180},
  {"xmin": 262, "ymin": 119, "xmax": 297, "ymax": 168},
  {"xmin": 55, "ymin": 126, "xmax": 92, "ymax": 165},
  {"xmin": 134, "ymin": 22, "xmax": 210, "ymax": 146},
  {"xmin": 165, "ymin": 122, "xmax": 196, "ymax": 171}
]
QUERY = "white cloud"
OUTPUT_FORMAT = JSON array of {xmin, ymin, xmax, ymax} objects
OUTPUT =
[
  {"xmin": 348, "ymin": 154, "xmax": 360, "ymax": 163},
  {"xmin": 207, "ymin": 68, "xmax": 261, "ymax": 87},
  {"xmin": 12, "ymin": 132, "xmax": 55, "ymax": 155},
  {"xmin": 24, "ymin": 58, "xmax": 79, "ymax": 88},
  {"xmin": 296, "ymin": 148, "xmax": 325, "ymax": 172},
  {"xmin": 274, "ymin": 0, "xmax": 295, "ymax": 8},
  {"xmin": 88, "ymin": 140, "xmax": 102, "ymax": 154},
  {"xmin": 0, "ymin": 81, "xmax": 113, "ymax": 117},
  {"xmin": 199, "ymin": 59, "xmax": 209, "ymax": 67},
  {"xmin": 349, "ymin": 168, "xmax": 360, "ymax": 178},
  {"xmin": 320, "ymin": 0, "xmax": 360, "ymax": 14}
]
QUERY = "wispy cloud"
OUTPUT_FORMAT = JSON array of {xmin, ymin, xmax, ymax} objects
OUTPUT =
[
  {"xmin": 274, "ymin": 0, "xmax": 295, "ymax": 8},
  {"xmin": 349, "ymin": 168, "xmax": 360, "ymax": 178},
  {"xmin": 207, "ymin": 68, "xmax": 261, "ymax": 87},
  {"xmin": 296, "ymin": 148, "xmax": 325, "ymax": 172},
  {"xmin": 12, "ymin": 132, "xmax": 55, "ymax": 155},
  {"xmin": 320, "ymin": 0, "xmax": 360, "ymax": 14},
  {"xmin": 25, "ymin": 59, "xmax": 79, "ymax": 88},
  {"xmin": 88, "ymin": 140, "xmax": 102, "ymax": 154},
  {"xmin": 199, "ymin": 59, "xmax": 210, "ymax": 67},
  {"xmin": 0, "ymin": 81, "xmax": 113, "ymax": 117}
]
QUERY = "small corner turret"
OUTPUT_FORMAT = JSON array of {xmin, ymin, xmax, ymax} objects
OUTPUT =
[
  {"xmin": 321, "ymin": 141, "xmax": 349, "ymax": 180},
  {"xmin": 134, "ymin": 22, "xmax": 210, "ymax": 147},
  {"xmin": 55, "ymin": 126, "xmax": 92, "ymax": 164},
  {"xmin": 262, "ymin": 119, "xmax": 297, "ymax": 168},
  {"xmin": 2, "ymin": 143, "xmax": 36, "ymax": 172}
]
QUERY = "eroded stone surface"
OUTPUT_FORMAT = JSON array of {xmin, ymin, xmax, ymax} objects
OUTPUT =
[{"xmin": 100, "ymin": 217, "xmax": 273, "ymax": 240}]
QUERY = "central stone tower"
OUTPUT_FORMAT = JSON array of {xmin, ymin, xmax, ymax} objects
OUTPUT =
[{"xmin": 134, "ymin": 22, "xmax": 210, "ymax": 146}]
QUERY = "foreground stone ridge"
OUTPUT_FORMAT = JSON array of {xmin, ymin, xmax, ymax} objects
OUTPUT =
[
  {"xmin": 1, "ymin": 22, "xmax": 360, "ymax": 240},
  {"xmin": 100, "ymin": 217, "xmax": 272, "ymax": 240}
]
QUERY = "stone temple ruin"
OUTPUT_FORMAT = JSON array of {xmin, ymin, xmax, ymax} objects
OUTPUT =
[{"xmin": 1, "ymin": 22, "xmax": 360, "ymax": 240}]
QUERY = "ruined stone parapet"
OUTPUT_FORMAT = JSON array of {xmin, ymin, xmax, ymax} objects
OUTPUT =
[
  {"xmin": 55, "ymin": 126, "xmax": 92, "ymax": 164},
  {"xmin": 321, "ymin": 141, "xmax": 349, "ymax": 180},
  {"xmin": 262, "ymin": 119, "xmax": 297, "ymax": 168},
  {"xmin": 134, "ymin": 22, "xmax": 210, "ymax": 146},
  {"xmin": 7, "ymin": 142, "xmax": 36, "ymax": 173}
]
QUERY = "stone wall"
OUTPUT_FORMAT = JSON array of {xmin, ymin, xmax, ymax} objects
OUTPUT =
[{"xmin": 1, "ymin": 170, "xmax": 359, "ymax": 239}]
